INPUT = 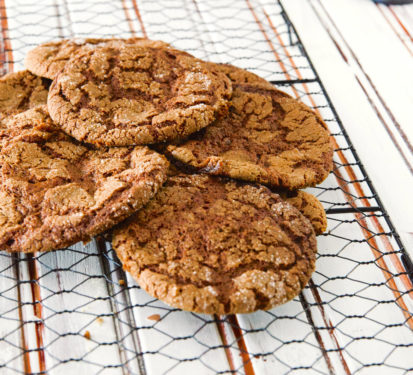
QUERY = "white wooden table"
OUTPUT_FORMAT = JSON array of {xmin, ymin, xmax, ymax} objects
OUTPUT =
[
  {"xmin": 284, "ymin": 0, "xmax": 413, "ymax": 257},
  {"xmin": 0, "ymin": 1, "xmax": 412, "ymax": 374}
]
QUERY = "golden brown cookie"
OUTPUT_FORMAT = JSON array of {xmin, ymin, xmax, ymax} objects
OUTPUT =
[
  {"xmin": 282, "ymin": 191, "xmax": 327, "ymax": 235},
  {"xmin": 25, "ymin": 38, "xmax": 171, "ymax": 80},
  {"xmin": 0, "ymin": 103, "xmax": 53, "ymax": 149},
  {"xmin": 112, "ymin": 173, "xmax": 317, "ymax": 314},
  {"xmin": 0, "ymin": 106, "xmax": 169, "ymax": 253},
  {"xmin": 47, "ymin": 43, "xmax": 232, "ymax": 146},
  {"xmin": 168, "ymin": 163, "xmax": 327, "ymax": 234},
  {"xmin": 0, "ymin": 70, "xmax": 50, "ymax": 117},
  {"xmin": 163, "ymin": 64, "xmax": 333, "ymax": 190}
]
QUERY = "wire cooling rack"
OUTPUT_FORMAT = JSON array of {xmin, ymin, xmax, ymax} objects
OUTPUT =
[{"xmin": 0, "ymin": 1, "xmax": 412, "ymax": 374}]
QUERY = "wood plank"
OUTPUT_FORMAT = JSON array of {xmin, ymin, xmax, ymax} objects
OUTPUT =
[
  {"xmin": 3, "ymin": 0, "xmax": 61, "ymax": 70},
  {"xmin": 100, "ymin": 240, "xmax": 233, "ymax": 375},
  {"xmin": 0, "ymin": 2, "xmax": 412, "ymax": 375},
  {"xmin": 0, "ymin": 253, "xmax": 24, "ymax": 375},
  {"xmin": 192, "ymin": 0, "xmax": 316, "ymax": 82},
  {"xmin": 133, "ymin": 2, "xmax": 358, "ymax": 374},
  {"xmin": 133, "ymin": 0, "xmax": 210, "ymax": 60},
  {"xmin": 282, "ymin": 0, "xmax": 413, "ymax": 256},
  {"xmin": 125, "ymin": 283, "xmax": 233, "ymax": 375},
  {"xmin": 306, "ymin": 213, "xmax": 413, "ymax": 374},
  {"xmin": 235, "ymin": 299, "xmax": 333, "ymax": 374},
  {"xmin": 318, "ymin": 0, "xmax": 413, "ymax": 150},
  {"xmin": 392, "ymin": 4, "xmax": 413, "ymax": 41},
  {"xmin": 375, "ymin": 4, "xmax": 413, "ymax": 58},
  {"xmin": 129, "ymin": 3, "xmax": 247, "ymax": 373},
  {"xmin": 236, "ymin": 210, "xmax": 413, "ymax": 374},
  {"xmin": 240, "ymin": 2, "xmax": 408, "ymax": 295},
  {"xmin": 97, "ymin": 237, "xmax": 146, "ymax": 375},
  {"xmin": 263, "ymin": 1, "xmax": 413, "ymax": 320},
  {"xmin": 65, "ymin": 0, "xmax": 133, "ymax": 39},
  {"xmin": 195, "ymin": 3, "xmax": 410, "ymax": 371},
  {"xmin": 2, "ymin": 2, "xmax": 132, "ymax": 373},
  {"xmin": 310, "ymin": 0, "xmax": 413, "ymax": 183},
  {"xmin": 35, "ymin": 241, "xmax": 122, "ymax": 374},
  {"xmin": 16, "ymin": 255, "xmax": 44, "ymax": 374}
]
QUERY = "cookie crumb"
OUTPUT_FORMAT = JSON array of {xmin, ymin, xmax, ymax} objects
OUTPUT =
[
  {"xmin": 147, "ymin": 314, "xmax": 161, "ymax": 321},
  {"xmin": 83, "ymin": 330, "xmax": 91, "ymax": 340},
  {"xmin": 119, "ymin": 279, "xmax": 125, "ymax": 286}
]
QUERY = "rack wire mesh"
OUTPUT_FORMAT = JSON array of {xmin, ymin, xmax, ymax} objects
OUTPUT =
[{"xmin": 0, "ymin": 0, "xmax": 412, "ymax": 374}]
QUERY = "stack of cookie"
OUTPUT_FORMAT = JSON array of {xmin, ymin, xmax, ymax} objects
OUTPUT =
[{"xmin": 0, "ymin": 38, "xmax": 333, "ymax": 314}]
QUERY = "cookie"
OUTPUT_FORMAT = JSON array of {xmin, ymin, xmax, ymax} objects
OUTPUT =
[
  {"xmin": 0, "ymin": 70, "xmax": 50, "ymax": 117},
  {"xmin": 282, "ymin": 191, "xmax": 327, "ymax": 235},
  {"xmin": 47, "ymin": 43, "xmax": 232, "ymax": 146},
  {"xmin": 0, "ymin": 106, "xmax": 169, "ymax": 253},
  {"xmin": 112, "ymin": 173, "xmax": 317, "ymax": 314},
  {"xmin": 25, "ymin": 37, "xmax": 171, "ymax": 80},
  {"xmin": 163, "ymin": 64, "xmax": 333, "ymax": 190},
  {"xmin": 168, "ymin": 162, "xmax": 326, "ymax": 234},
  {"xmin": 0, "ymin": 102, "xmax": 53, "ymax": 149}
]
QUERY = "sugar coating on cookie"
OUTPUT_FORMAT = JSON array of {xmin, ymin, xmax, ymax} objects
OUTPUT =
[
  {"xmin": 47, "ymin": 43, "xmax": 232, "ymax": 146},
  {"xmin": 282, "ymin": 191, "xmax": 327, "ymax": 235},
  {"xmin": 0, "ymin": 106, "xmax": 169, "ymax": 253},
  {"xmin": 25, "ymin": 37, "xmax": 171, "ymax": 80},
  {"xmin": 112, "ymin": 173, "xmax": 317, "ymax": 314},
  {"xmin": 0, "ymin": 70, "xmax": 50, "ymax": 117},
  {"xmin": 164, "ymin": 64, "xmax": 333, "ymax": 190}
]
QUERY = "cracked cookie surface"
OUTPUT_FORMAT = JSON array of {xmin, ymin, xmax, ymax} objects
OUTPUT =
[
  {"xmin": 25, "ymin": 37, "xmax": 171, "ymax": 80},
  {"xmin": 47, "ymin": 43, "xmax": 232, "ymax": 146},
  {"xmin": 282, "ymin": 190, "xmax": 327, "ymax": 235},
  {"xmin": 0, "ymin": 70, "xmax": 50, "ymax": 118},
  {"xmin": 163, "ymin": 64, "xmax": 333, "ymax": 190},
  {"xmin": 0, "ymin": 106, "xmax": 169, "ymax": 253},
  {"xmin": 166, "ymin": 163, "xmax": 326, "ymax": 234},
  {"xmin": 112, "ymin": 173, "xmax": 317, "ymax": 314}
]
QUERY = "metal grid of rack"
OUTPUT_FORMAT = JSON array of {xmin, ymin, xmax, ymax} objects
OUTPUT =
[{"xmin": 0, "ymin": 1, "xmax": 412, "ymax": 374}]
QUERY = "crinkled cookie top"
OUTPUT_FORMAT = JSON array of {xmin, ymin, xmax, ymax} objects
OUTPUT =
[
  {"xmin": 25, "ymin": 37, "xmax": 171, "ymax": 80},
  {"xmin": 0, "ymin": 70, "xmax": 50, "ymax": 117},
  {"xmin": 0, "ymin": 106, "xmax": 169, "ymax": 252},
  {"xmin": 113, "ymin": 173, "xmax": 317, "ymax": 314},
  {"xmin": 48, "ymin": 43, "xmax": 232, "ymax": 146},
  {"xmin": 164, "ymin": 64, "xmax": 333, "ymax": 190}
]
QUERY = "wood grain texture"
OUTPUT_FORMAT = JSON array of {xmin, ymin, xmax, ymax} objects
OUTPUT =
[
  {"xmin": 0, "ymin": 1, "xmax": 412, "ymax": 374},
  {"xmin": 315, "ymin": 0, "xmax": 413, "ymax": 170},
  {"xmin": 282, "ymin": 0, "xmax": 413, "ymax": 256},
  {"xmin": 0, "ymin": 254, "xmax": 25, "ymax": 375},
  {"xmin": 35, "ymin": 242, "xmax": 122, "ymax": 374}
]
